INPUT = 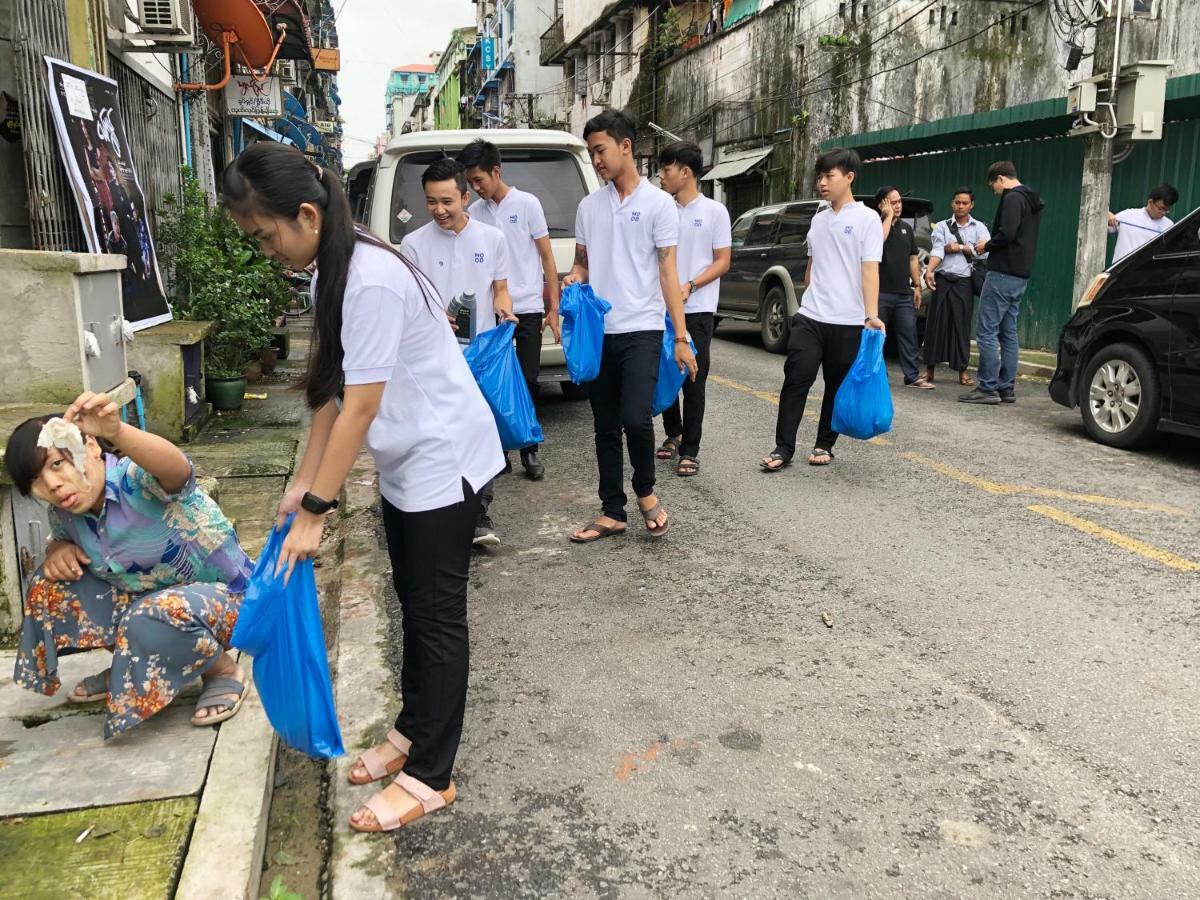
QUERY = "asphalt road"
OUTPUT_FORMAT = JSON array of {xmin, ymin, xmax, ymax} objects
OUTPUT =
[{"xmin": 378, "ymin": 320, "xmax": 1200, "ymax": 899}]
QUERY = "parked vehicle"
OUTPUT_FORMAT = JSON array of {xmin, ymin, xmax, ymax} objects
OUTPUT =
[
  {"xmin": 1049, "ymin": 205, "xmax": 1200, "ymax": 448},
  {"xmin": 718, "ymin": 195, "xmax": 933, "ymax": 352},
  {"xmin": 366, "ymin": 129, "xmax": 601, "ymax": 397}
]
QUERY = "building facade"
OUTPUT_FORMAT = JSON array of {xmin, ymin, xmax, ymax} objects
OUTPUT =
[
  {"xmin": 430, "ymin": 27, "xmax": 478, "ymax": 131},
  {"xmin": 386, "ymin": 63, "xmax": 437, "ymax": 135}
]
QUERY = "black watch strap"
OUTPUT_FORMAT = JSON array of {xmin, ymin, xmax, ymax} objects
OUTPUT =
[{"xmin": 301, "ymin": 491, "xmax": 339, "ymax": 515}]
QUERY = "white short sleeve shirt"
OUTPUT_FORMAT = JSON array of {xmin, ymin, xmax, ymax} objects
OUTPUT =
[
  {"xmin": 675, "ymin": 194, "xmax": 733, "ymax": 315},
  {"xmin": 800, "ymin": 202, "xmax": 884, "ymax": 326},
  {"xmin": 1111, "ymin": 206, "xmax": 1173, "ymax": 262},
  {"xmin": 338, "ymin": 241, "xmax": 503, "ymax": 512},
  {"xmin": 469, "ymin": 187, "xmax": 549, "ymax": 315},
  {"xmin": 575, "ymin": 178, "xmax": 679, "ymax": 333},
  {"xmin": 399, "ymin": 217, "xmax": 509, "ymax": 334}
]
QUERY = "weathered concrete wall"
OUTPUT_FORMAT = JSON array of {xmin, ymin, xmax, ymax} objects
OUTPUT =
[{"xmin": 653, "ymin": 1, "xmax": 1200, "ymax": 198}]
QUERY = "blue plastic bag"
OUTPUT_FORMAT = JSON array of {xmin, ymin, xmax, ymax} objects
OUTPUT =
[
  {"xmin": 831, "ymin": 328, "xmax": 894, "ymax": 440},
  {"xmin": 463, "ymin": 321, "xmax": 544, "ymax": 451},
  {"xmin": 559, "ymin": 283, "xmax": 611, "ymax": 384},
  {"xmin": 231, "ymin": 516, "xmax": 344, "ymax": 759},
  {"xmin": 651, "ymin": 316, "xmax": 697, "ymax": 416}
]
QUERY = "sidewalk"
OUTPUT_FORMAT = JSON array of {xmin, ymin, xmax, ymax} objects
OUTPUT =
[
  {"xmin": 968, "ymin": 342, "xmax": 1057, "ymax": 379},
  {"xmin": 0, "ymin": 316, "xmax": 312, "ymax": 900}
]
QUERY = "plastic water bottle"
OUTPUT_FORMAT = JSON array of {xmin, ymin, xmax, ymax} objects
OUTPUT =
[{"xmin": 447, "ymin": 290, "xmax": 476, "ymax": 344}]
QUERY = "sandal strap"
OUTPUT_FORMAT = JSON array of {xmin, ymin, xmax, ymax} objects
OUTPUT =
[
  {"xmin": 393, "ymin": 772, "xmax": 447, "ymax": 814},
  {"xmin": 640, "ymin": 501, "xmax": 663, "ymax": 522},
  {"xmin": 364, "ymin": 791, "xmax": 403, "ymax": 831},
  {"xmin": 358, "ymin": 729, "xmax": 412, "ymax": 780},
  {"xmin": 80, "ymin": 670, "xmax": 110, "ymax": 696},
  {"xmin": 196, "ymin": 675, "xmax": 245, "ymax": 710}
]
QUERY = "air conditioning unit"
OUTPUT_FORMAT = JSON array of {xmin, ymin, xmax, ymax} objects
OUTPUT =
[
  {"xmin": 276, "ymin": 60, "xmax": 298, "ymax": 84},
  {"xmin": 137, "ymin": 0, "xmax": 191, "ymax": 34},
  {"xmin": 107, "ymin": 0, "xmax": 196, "ymax": 50}
]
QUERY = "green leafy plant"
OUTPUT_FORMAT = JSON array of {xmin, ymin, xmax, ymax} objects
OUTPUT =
[
  {"xmin": 656, "ymin": 7, "xmax": 684, "ymax": 56},
  {"xmin": 260, "ymin": 875, "xmax": 303, "ymax": 900},
  {"xmin": 157, "ymin": 168, "xmax": 288, "ymax": 379},
  {"xmin": 818, "ymin": 33, "xmax": 854, "ymax": 48}
]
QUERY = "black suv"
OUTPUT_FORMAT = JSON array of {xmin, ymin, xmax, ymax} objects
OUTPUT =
[
  {"xmin": 719, "ymin": 195, "xmax": 933, "ymax": 352},
  {"xmin": 1049, "ymin": 205, "xmax": 1200, "ymax": 448}
]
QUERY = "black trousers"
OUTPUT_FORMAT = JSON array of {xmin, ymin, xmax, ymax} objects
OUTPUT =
[
  {"xmin": 514, "ymin": 313, "xmax": 544, "ymax": 452},
  {"xmin": 661, "ymin": 312, "xmax": 714, "ymax": 459},
  {"xmin": 774, "ymin": 313, "xmax": 862, "ymax": 460},
  {"xmin": 922, "ymin": 273, "xmax": 972, "ymax": 373},
  {"xmin": 878, "ymin": 291, "xmax": 920, "ymax": 384},
  {"xmin": 589, "ymin": 330, "xmax": 661, "ymax": 522},
  {"xmin": 382, "ymin": 481, "xmax": 481, "ymax": 791}
]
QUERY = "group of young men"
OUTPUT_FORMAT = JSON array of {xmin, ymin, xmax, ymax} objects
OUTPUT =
[{"xmin": 396, "ymin": 109, "xmax": 1181, "ymax": 544}]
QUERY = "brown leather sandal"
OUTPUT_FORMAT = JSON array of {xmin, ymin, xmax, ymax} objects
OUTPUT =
[
  {"xmin": 349, "ymin": 773, "xmax": 456, "ymax": 834},
  {"xmin": 569, "ymin": 521, "xmax": 627, "ymax": 543},
  {"xmin": 348, "ymin": 728, "xmax": 412, "ymax": 785},
  {"xmin": 639, "ymin": 499, "xmax": 670, "ymax": 538},
  {"xmin": 656, "ymin": 437, "xmax": 680, "ymax": 460}
]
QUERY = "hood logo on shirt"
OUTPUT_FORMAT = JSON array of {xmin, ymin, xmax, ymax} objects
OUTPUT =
[
  {"xmin": 630, "ymin": 211, "xmax": 642, "ymax": 222},
  {"xmin": 843, "ymin": 226, "xmax": 854, "ymax": 235},
  {"xmin": 509, "ymin": 214, "xmax": 519, "ymax": 224},
  {"xmin": 474, "ymin": 252, "xmax": 485, "ymax": 263}
]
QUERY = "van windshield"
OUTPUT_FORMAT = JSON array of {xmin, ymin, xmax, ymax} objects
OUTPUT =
[{"xmin": 389, "ymin": 148, "xmax": 588, "ymax": 243}]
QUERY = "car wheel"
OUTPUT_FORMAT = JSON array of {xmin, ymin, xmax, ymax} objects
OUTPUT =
[
  {"xmin": 559, "ymin": 381, "xmax": 590, "ymax": 401},
  {"xmin": 760, "ymin": 286, "xmax": 789, "ymax": 354},
  {"xmin": 1078, "ymin": 342, "xmax": 1160, "ymax": 449}
]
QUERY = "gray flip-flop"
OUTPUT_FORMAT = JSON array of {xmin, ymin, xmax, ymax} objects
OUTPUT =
[
  {"xmin": 191, "ymin": 674, "xmax": 247, "ymax": 727},
  {"xmin": 569, "ymin": 521, "xmax": 627, "ymax": 544},
  {"xmin": 639, "ymin": 500, "xmax": 671, "ymax": 539},
  {"xmin": 69, "ymin": 669, "xmax": 110, "ymax": 704}
]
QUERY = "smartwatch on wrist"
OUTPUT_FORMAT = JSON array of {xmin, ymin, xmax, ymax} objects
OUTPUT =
[{"xmin": 300, "ymin": 492, "xmax": 340, "ymax": 515}]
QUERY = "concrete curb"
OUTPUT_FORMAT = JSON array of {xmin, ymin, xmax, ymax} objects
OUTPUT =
[
  {"xmin": 175, "ymin": 662, "xmax": 277, "ymax": 900},
  {"xmin": 968, "ymin": 344, "xmax": 1056, "ymax": 380},
  {"xmin": 327, "ymin": 451, "xmax": 397, "ymax": 900}
]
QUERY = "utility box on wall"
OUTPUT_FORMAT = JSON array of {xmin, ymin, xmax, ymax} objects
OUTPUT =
[{"xmin": 0, "ymin": 250, "xmax": 129, "ymax": 404}]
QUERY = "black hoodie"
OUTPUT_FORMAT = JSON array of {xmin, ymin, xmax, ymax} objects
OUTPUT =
[{"xmin": 985, "ymin": 185, "xmax": 1045, "ymax": 279}]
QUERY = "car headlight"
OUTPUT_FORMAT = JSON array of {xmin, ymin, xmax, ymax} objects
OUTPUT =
[{"xmin": 1077, "ymin": 273, "xmax": 1109, "ymax": 308}]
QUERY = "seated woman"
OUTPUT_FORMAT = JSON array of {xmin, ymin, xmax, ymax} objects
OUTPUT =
[{"xmin": 4, "ymin": 391, "xmax": 253, "ymax": 739}]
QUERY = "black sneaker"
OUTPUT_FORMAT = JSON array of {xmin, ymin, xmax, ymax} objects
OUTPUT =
[
  {"xmin": 520, "ymin": 449, "xmax": 545, "ymax": 480},
  {"xmin": 958, "ymin": 388, "xmax": 1001, "ymax": 405},
  {"xmin": 998, "ymin": 389, "xmax": 1016, "ymax": 404}
]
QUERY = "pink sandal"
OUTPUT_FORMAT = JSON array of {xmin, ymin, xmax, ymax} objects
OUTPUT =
[
  {"xmin": 347, "ymin": 728, "xmax": 412, "ymax": 785},
  {"xmin": 350, "ymin": 772, "xmax": 456, "ymax": 833}
]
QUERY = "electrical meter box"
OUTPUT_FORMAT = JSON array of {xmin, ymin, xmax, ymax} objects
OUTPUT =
[
  {"xmin": 1116, "ymin": 59, "xmax": 1173, "ymax": 141},
  {"xmin": 0, "ymin": 250, "xmax": 130, "ymax": 404},
  {"xmin": 1068, "ymin": 81, "xmax": 1098, "ymax": 114}
]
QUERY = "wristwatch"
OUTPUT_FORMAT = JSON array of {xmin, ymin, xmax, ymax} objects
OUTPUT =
[
  {"xmin": 687, "ymin": 279, "xmax": 698, "ymax": 294},
  {"xmin": 300, "ymin": 492, "xmax": 340, "ymax": 515}
]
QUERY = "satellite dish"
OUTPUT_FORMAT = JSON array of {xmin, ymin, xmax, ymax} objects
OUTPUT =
[{"xmin": 177, "ymin": 0, "xmax": 288, "ymax": 91}]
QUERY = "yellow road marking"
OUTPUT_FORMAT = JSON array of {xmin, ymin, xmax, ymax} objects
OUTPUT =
[
  {"xmin": 708, "ymin": 373, "xmax": 782, "ymax": 406},
  {"xmin": 868, "ymin": 437, "xmax": 892, "ymax": 446},
  {"xmin": 1027, "ymin": 505, "xmax": 1200, "ymax": 573},
  {"xmin": 901, "ymin": 452, "xmax": 1189, "ymax": 516}
]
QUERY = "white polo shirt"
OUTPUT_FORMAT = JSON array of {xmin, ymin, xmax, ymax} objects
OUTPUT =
[
  {"xmin": 469, "ymin": 187, "xmax": 549, "ymax": 316},
  {"xmin": 675, "ymin": 194, "xmax": 732, "ymax": 315},
  {"xmin": 399, "ymin": 217, "xmax": 509, "ymax": 334},
  {"xmin": 1110, "ymin": 206, "xmax": 1174, "ymax": 262},
  {"xmin": 336, "ymin": 241, "xmax": 503, "ymax": 512},
  {"xmin": 575, "ymin": 178, "xmax": 678, "ymax": 333},
  {"xmin": 800, "ymin": 202, "xmax": 884, "ymax": 326}
]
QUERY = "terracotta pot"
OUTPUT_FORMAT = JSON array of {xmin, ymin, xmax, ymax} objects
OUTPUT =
[
  {"xmin": 244, "ymin": 360, "xmax": 263, "ymax": 383},
  {"xmin": 256, "ymin": 347, "xmax": 279, "ymax": 375}
]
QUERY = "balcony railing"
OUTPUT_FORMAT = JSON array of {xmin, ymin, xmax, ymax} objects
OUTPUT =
[{"xmin": 540, "ymin": 16, "xmax": 565, "ymax": 66}]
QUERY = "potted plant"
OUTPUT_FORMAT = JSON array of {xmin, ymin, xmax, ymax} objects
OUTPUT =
[{"xmin": 159, "ymin": 168, "xmax": 285, "ymax": 411}]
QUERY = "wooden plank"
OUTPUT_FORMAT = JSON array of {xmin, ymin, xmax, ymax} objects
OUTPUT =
[{"xmin": 0, "ymin": 796, "xmax": 196, "ymax": 899}]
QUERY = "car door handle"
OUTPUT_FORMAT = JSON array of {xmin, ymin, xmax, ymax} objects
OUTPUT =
[{"xmin": 759, "ymin": 252, "xmax": 768, "ymax": 258}]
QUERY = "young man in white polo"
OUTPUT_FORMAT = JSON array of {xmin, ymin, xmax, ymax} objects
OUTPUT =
[
  {"xmin": 760, "ymin": 147, "xmax": 884, "ymax": 471},
  {"xmin": 564, "ymin": 109, "xmax": 697, "ymax": 543},
  {"xmin": 400, "ymin": 157, "xmax": 516, "ymax": 547},
  {"xmin": 458, "ymin": 138, "xmax": 561, "ymax": 481},
  {"xmin": 655, "ymin": 140, "xmax": 731, "ymax": 477}
]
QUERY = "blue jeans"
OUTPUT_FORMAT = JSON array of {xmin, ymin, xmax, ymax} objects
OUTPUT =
[{"xmin": 976, "ymin": 271, "xmax": 1028, "ymax": 393}]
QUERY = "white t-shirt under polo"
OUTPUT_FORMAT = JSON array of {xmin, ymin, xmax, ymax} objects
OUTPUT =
[
  {"xmin": 336, "ymin": 241, "xmax": 503, "ymax": 512},
  {"xmin": 399, "ymin": 217, "xmax": 509, "ymax": 334},
  {"xmin": 800, "ymin": 201, "xmax": 884, "ymax": 326},
  {"xmin": 469, "ymin": 187, "xmax": 549, "ymax": 316},
  {"xmin": 575, "ymin": 178, "xmax": 678, "ymax": 333},
  {"xmin": 675, "ymin": 194, "xmax": 732, "ymax": 315},
  {"xmin": 1110, "ymin": 206, "xmax": 1174, "ymax": 262}
]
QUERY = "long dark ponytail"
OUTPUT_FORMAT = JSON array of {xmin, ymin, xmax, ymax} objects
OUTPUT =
[{"xmin": 220, "ymin": 142, "xmax": 435, "ymax": 409}]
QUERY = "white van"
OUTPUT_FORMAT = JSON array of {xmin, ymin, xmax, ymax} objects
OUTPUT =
[{"xmin": 366, "ymin": 129, "xmax": 601, "ymax": 397}]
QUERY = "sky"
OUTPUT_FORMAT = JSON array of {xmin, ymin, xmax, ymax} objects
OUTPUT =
[{"xmin": 335, "ymin": 0, "xmax": 476, "ymax": 167}]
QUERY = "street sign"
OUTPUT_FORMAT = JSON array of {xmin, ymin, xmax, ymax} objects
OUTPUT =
[
  {"xmin": 481, "ymin": 38, "xmax": 495, "ymax": 73},
  {"xmin": 224, "ymin": 75, "xmax": 282, "ymax": 118},
  {"xmin": 315, "ymin": 120, "xmax": 335, "ymax": 134}
]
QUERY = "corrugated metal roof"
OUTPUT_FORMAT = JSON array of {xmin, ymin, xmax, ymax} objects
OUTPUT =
[{"xmin": 701, "ymin": 147, "xmax": 773, "ymax": 181}]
